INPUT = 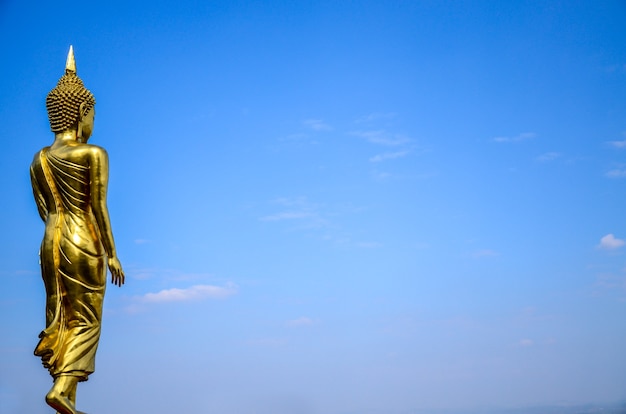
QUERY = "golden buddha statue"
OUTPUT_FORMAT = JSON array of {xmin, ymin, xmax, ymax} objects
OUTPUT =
[{"xmin": 30, "ymin": 46, "xmax": 125, "ymax": 414}]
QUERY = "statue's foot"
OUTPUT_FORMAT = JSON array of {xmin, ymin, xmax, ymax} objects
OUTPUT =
[
  {"xmin": 46, "ymin": 389, "xmax": 79, "ymax": 414},
  {"xmin": 54, "ymin": 406, "xmax": 87, "ymax": 413}
]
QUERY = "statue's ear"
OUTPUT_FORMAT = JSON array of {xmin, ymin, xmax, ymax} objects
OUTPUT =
[
  {"xmin": 77, "ymin": 102, "xmax": 88, "ymax": 140},
  {"xmin": 78, "ymin": 102, "xmax": 88, "ymax": 120}
]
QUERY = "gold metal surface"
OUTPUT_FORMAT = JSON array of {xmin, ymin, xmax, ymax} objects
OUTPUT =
[{"xmin": 30, "ymin": 46, "xmax": 124, "ymax": 414}]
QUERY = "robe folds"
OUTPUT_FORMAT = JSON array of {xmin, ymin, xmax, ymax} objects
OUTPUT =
[{"xmin": 30, "ymin": 148, "xmax": 106, "ymax": 381}]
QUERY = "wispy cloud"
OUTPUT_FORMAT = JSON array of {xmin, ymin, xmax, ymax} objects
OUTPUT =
[
  {"xmin": 594, "ymin": 273, "xmax": 626, "ymax": 295},
  {"xmin": 371, "ymin": 170, "xmax": 393, "ymax": 181},
  {"xmin": 535, "ymin": 152, "xmax": 561, "ymax": 162},
  {"xmin": 492, "ymin": 132, "xmax": 536, "ymax": 143},
  {"xmin": 598, "ymin": 234, "xmax": 625, "ymax": 250},
  {"xmin": 606, "ymin": 168, "xmax": 626, "ymax": 178},
  {"xmin": 355, "ymin": 241, "xmax": 383, "ymax": 248},
  {"xmin": 519, "ymin": 339, "xmax": 534, "ymax": 347},
  {"xmin": 126, "ymin": 267, "xmax": 219, "ymax": 283},
  {"xmin": 8, "ymin": 270, "xmax": 38, "ymax": 276},
  {"xmin": 279, "ymin": 133, "xmax": 308, "ymax": 142},
  {"xmin": 351, "ymin": 130, "xmax": 411, "ymax": 146},
  {"xmin": 286, "ymin": 317, "xmax": 318, "ymax": 328},
  {"xmin": 140, "ymin": 283, "xmax": 238, "ymax": 304},
  {"xmin": 514, "ymin": 306, "xmax": 556, "ymax": 325},
  {"xmin": 260, "ymin": 211, "xmax": 315, "ymax": 221},
  {"xmin": 593, "ymin": 272, "xmax": 626, "ymax": 301},
  {"xmin": 303, "ymin": 119, "xmax": 333, "ymax": 131},
  {"xmin": 469, "ymin": 249, "xmax": 499, "ymax": 258},
  {"xmin": 260, "ymin": 197, "xmax": 377, "ymax": 248},
  {"xmin": 607, "ymin": 139, "xmax": 626, "ymax": 149},
  {"xmin": 369, "ymin": 150, "xmax": 410, "ymax": 163},
  {"xmin": 259, "ymin": 197, "xmax": 327, "ymax": 228},
  {"xmin": 605, "ymin": 63, "xmax": 626, "ymax": 73},
  {"xmin": 355, "ymin": 112, "xmax": 396, "ymax": 123},
  {"xmin": 246, "ymin": 337, "xmax": 286, "ymax": 347}
]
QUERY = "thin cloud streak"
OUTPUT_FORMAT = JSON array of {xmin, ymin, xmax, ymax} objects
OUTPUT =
[
  {"xmin": 356, "ymin": 241, "xmax": 383, "ymax": 248},
  {"xmin": 140, "ymin": 283, "xmax": 238, "ymax": 303},
  {"xmin": 351, "ymin": 130, "xmax": 411, "ymax": 146},
  {"xmin": 355, "ymin": 112, "xmax": 396, "ymax": 123},
  {"xmin": 286, "ymin": 317, "xmax": 317, "ymax": 327},
  {"xmin": 606, "ymin": 168, "xmax": 626, "ymax": 178},
  {"xmin": 535, "ymin": 152, "xmax": 561, "ymax": 162},
  {"xmin": 607, "ymin": 139, "xmax": 626, "ymax": 149},
  {"xmin": 470, "ymin": 249, "xmax": 499, "ymax": 258},
  {"xmin": 369, "ymin": 150, "xmax": 410, "ymax": 162},
  {"xmin": 259, "ymin": 196, "xmax": 328, "ymax": 228},
  {"xmin": 260, "ymin": 211, "xmax": 315, "ymax": 221},
  {"xmin": 303, "ymin": 119, "xmax": 333, "ymax": 131},
  {"xmin": 493, "ymin": 132, "xmax": 536, "ymax": 143}
]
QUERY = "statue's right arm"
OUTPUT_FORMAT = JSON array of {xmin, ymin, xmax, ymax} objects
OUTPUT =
[
  {"xmin": 30, "ymin": 160, "xmax": 48, "ymax": 222},
  {"xmin": 88, "ymin": 147, "xmax": 125, "ymax": 286}
]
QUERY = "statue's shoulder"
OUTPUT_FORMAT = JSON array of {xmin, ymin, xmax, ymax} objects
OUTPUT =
[
  {"xmin": 77, "ymin": 144, "xmax": 107, "ymax": 157},
  {"xmin": 81, "ymin": 144, "xmax": 109, "ymax": 164},
  {"xmin": 31, "ymin": 147, "xmax": 50, "ymax": 166},
  {"xmin": 83, "ymin": 143, "xmax": 107, "ymax": 154}
]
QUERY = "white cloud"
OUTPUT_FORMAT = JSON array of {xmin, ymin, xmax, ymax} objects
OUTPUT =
[
  {"xmin": 351, "ymin": 130, "xmax": 411, "ymax": 146},
  {"xmin": 606, "ymin": 169, "xmax": 626, "ymax": 178},
  {"xmin": 286, "ymin": 317, "xmax": 317, "ymax": 327},
  {"xmin": 492, "ymin": 132, "xmax": 536, "ymax": 143},
  {"xmin": 126, "ymin": 267, "xmax": 217, "ymax": 282},
  {"xmin": 355, "ymin": 112, "xmax": 396, "ymax": 123},
  {"xmin": 595, "ymin": 273, "xmax": 626, "ymax": 289},
  {"xmin": 13, "ymin": 270, "xmax": 37, "ymax": 276},
  {"xmin": 280, "ymin": 133, "xmax": 308, "ymax": 142},
  {"xmin": 303, "ymin": 119, "xmax": 332, "ymax": 131},
  {"xmin": 598, "ymin": 234, "xmax": 625, "ymax": 250},
  {"xmin": 519, "ymin": 339, "xmax": 534, "ymax": 347},
  {"xmin": 259, "ymin": 197, "xmax": 328, "ymax": 229},
  {"xmin": 369, "ymin": 150, "xmax": 410, "ymax": 163},
  {"xmin": 535, "ymin": 152, "xmax": 561, "ymax": 162},
  {"xmin": 140, "ymin": 283, "xmax": 237, "ymax": 303},
  {"xmin": 607, "ymin": 139, "xmax": 626, "ymax": 149},
  {"xmin": 260, "ymin": 211, "xmax": 314, "ymax": 221},
  {"xmin": 605, "ymin": 64, "xmax": 626, "ymax": 73},
  {"xmin": 371, "ymin": 170, "xmax": 393, "ymax": 181},
  {"xmin": 470, "ymin": 249, "xmax": 499, "ymax": 258},
  {"xmin": 271, "ymin": 196, "xmax": 317, "ymax": 208},
  {"xmin": 356, "ymin": 241, "xmax": 383, "ymax": 248},
  {"xmin": 261, "ymin": 197, "xmax": 370, "ymax": 248},
  {"xmin": 130, "ymin": 270, "xmax": 154, "ymax": 280},
  {"xmin": 246, "ymin": 338, "xmax": 286, "ymax": 347},
  {"xmin": 593, "ymin": 273, "xmax": 626, "ymax": 301}
]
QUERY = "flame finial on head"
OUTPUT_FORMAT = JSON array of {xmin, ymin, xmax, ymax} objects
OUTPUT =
[{"xmin": 65, "ymin": 45, "xmax": 76, "ymax": 74}]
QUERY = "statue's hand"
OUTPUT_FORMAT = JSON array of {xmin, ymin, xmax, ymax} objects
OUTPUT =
[{"xmin": 108, "ymin": 256, "xmax": 125, "ymax": 287}]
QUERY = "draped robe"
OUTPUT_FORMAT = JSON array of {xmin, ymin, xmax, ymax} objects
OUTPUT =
[{"xmin": 30, "ymin": 147, "xmax": 106, "ymax": 381}]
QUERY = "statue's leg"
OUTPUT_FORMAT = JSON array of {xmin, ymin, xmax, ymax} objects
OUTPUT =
[
  {"xmin": 67, "ymin": 380, "xmax": 77, "ymax": 404},
  {"xmin": 45, "ymin": 375, "xmax": 84, "ymax": 414},
  {"xmin": 67, "ymin": 383, "xmax": 87, "ymax": 414}
]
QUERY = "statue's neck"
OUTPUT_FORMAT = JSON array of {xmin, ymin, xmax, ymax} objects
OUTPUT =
[
  {"xmin": 52, "ymin": 130, "xmax": 79, "ymax": 148},
  {"xmin": 55, "ymin": 130, "xmax": 77, "ymax": 140}
]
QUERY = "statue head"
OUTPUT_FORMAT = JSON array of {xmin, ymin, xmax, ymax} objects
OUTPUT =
[{"xmin": 46, "ymin": 46, "xmax": 96, "ymax": 136}]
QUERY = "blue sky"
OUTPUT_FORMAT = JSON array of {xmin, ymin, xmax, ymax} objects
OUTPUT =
[{"xmin": 1, "ymin": 1, "xmax": 626, "ymax": 413}]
